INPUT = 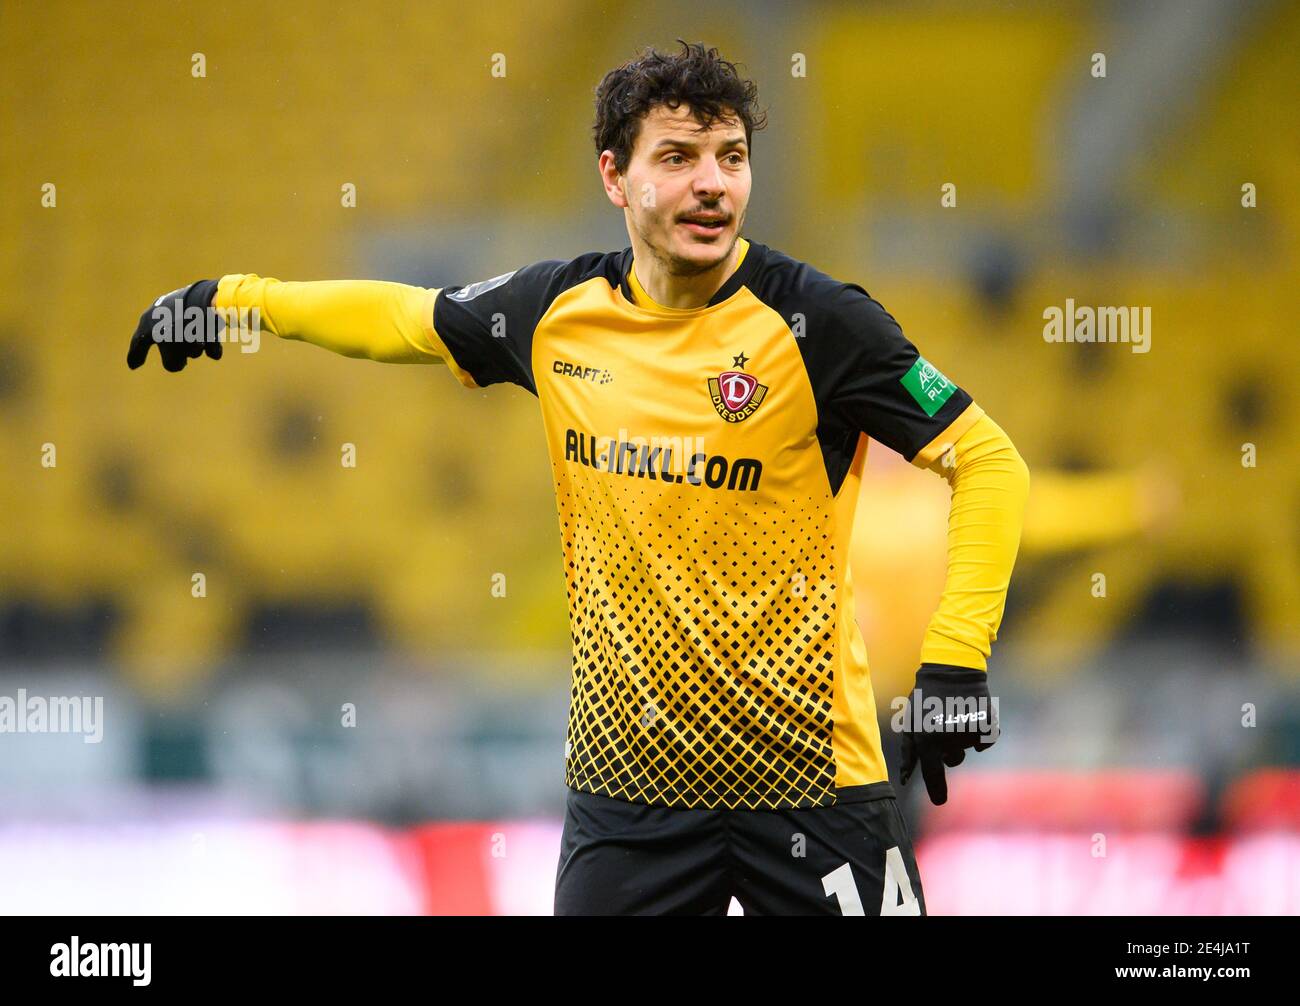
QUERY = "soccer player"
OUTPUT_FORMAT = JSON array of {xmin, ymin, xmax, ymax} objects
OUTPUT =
[{"xmin": 127, "ymin": 41, "xmax": 1029, "ymax": 916}]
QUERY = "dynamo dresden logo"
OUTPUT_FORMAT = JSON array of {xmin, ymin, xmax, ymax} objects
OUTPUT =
[{"xmin": 708, "ymin": 369, "xmax": 768, "ymax": 423}]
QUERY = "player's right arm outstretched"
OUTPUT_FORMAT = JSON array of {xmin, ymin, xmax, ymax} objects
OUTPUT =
[
  {"xmin": 126, "ymin": 275, "xmax": 465, "ymax": 374},
  {"xmin": 126, "ymin": 267, "xmax": 560, "ymax": 396}
]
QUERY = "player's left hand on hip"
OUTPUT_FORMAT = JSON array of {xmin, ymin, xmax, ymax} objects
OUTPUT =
[{"xmin": 897, "ymin": 663, "xmax": 999, "ymax": 806}]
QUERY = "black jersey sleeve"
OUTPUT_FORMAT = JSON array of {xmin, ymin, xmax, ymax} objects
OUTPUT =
[
  {"xmin": 811, "ymin": 281, "xmax": 976, "ymax": 462},
  {"xmin": 432, "ymin": 259, "xmax": 570, "ymax": 394},
  {"xmin": 748, "ymin": 246, "xmax": 980, "ymax": 477},
  {"xmin": 432, "ymin": 254, "xmax": 621, "ymax": 394}
]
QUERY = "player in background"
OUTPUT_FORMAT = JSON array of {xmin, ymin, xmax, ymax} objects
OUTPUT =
[{"xmin": 127, "ymin": 40, "xmax": 1029, "ymax": 915}]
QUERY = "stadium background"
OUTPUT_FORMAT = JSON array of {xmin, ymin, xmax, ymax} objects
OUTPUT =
[{"xmin": 2, "ymin": 0, "xmax": 1299, "ymax": 913}]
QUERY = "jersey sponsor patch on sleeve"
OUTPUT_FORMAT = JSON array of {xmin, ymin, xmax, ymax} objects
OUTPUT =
[{"xmin": 900, "ymin": 356, "xmax": 956, "ymax": 417}]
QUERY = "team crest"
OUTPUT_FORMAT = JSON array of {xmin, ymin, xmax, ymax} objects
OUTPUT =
[{"xmin": 708, "ymin": 370, "xmax": 768, "ymax": 423}]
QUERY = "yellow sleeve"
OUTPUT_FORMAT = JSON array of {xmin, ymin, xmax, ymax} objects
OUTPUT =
[
  {"xmin": 916, "ymin": 411, "xmax": 1031, "ymax": 670},
  {"xmin": 212, "ymin": 274, "xmax": 470, "ymax": 378}
]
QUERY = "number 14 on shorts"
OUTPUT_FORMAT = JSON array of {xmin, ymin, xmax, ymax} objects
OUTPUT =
[{"xmin": 822, "ymin": 847, "xmax": 922, "ymax": 916}]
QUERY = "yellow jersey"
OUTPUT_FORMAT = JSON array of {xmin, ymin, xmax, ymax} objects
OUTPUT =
[{"xmin": 429, "ymin": 239, "xmax": 984, "ymax": 810}]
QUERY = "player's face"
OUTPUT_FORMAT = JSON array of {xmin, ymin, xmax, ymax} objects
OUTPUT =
[{"xmin": 615, "ymin": 104, "xmax": 751, "ymax": 276}]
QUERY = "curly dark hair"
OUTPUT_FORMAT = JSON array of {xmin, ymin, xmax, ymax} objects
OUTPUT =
[{"xmin": 593, "ymin": 40, "xmax": 767, "ymax": 174}]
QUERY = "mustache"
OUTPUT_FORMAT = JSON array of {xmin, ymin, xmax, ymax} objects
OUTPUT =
[{"xmin": 677, "ymin": 209, "xmax": 730, "ymax": 221}]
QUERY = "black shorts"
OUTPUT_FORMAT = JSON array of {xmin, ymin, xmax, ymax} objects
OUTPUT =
[{"xmin": 553, "ymin": 787, "xmax": 927, "ymax": 916}]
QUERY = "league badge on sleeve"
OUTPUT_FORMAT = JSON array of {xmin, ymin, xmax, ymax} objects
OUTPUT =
[{"xmin": 900, "ymin": 356, "xmax": 956, "ymax": 417}]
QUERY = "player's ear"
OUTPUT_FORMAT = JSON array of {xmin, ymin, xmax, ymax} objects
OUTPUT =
[{"xmin": 597, "ymin": 151, "xmax": 630, "ymax": 209}]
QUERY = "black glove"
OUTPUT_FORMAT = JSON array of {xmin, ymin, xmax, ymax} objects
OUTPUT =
[
  {"xmin": 127, "ymin": 279, "xmax": 223, "ymax": 372},
  {"xmin": 898, "ymin": 663, "xmax": 999, "ymax": 805}
]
